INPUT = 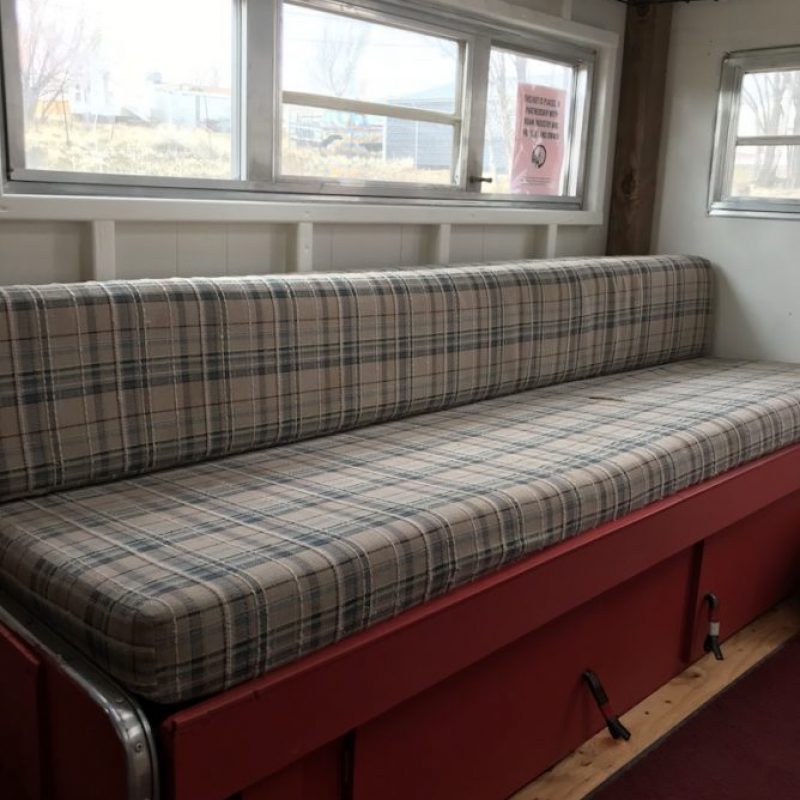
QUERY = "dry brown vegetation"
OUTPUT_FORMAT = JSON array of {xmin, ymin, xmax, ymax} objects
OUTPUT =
[{"xmin": 25, "ymin": 120, "xmax": 233, "ymax": 179}]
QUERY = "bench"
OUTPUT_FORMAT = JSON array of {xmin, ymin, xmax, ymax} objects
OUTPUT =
[{"xmin": 1, "ymin": 255, "xmax": 799, "ymax": 800}]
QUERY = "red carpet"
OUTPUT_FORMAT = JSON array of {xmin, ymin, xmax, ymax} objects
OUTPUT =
[{"xmin": 591, "ymin": 637, "xmax": 800, "ymax": 800}]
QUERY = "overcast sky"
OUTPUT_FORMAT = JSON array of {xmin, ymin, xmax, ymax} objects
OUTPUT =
[{"xmin": 21, "ymin": 0, "xmax": 565, "ymax": 107}]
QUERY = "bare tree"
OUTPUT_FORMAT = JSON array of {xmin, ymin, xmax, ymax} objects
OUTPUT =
[
  {"xmin": 16, "ymin": 0, "xmax": 98, "ymax": 123},
  {"xmin": 309, "ymin": 16, "xmax": 370, "ymax": 154},
  {"xmin": 486, "ymin": 52, "xmax": 528, "ymax": 176},
  {"xmin": 313, "ymin": 17, "xmax": 369, "ymax": 98},
  {"xmin": 788, "ymin": 72, "xmax": 800, "ymax": 191},
  {"xmin": 740, "ymin": 70, "xmax": 800, "ymax": 190}
]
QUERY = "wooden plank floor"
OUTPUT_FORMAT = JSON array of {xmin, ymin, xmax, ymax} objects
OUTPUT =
[{"xmin": 512, "ymin": 596, "xmax": 800, "ymax": 800}]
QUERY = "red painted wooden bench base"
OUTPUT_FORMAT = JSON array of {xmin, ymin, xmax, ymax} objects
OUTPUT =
[{"xmin": 3, "ymin": 444, "xmax": 800, "ymax": 800}]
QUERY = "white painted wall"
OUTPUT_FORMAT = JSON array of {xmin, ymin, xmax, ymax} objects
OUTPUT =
[
  {"xmin": 0, "ymin": 0, "xmax": 625, "ymax": 285},
  {"xmin": 653, "ymin": 0, "xmax": 800, "ymax": 363},
  {"xmin": 567, "ymin": 0, "xmax": 625, "ymax": 33},
  {"xmin": 114, "ymin": 223, "xmax": 291, "ymax": 279},
  {"xmin": 0, "ymin": 222, "xmax": 85, "ymax": 283}
]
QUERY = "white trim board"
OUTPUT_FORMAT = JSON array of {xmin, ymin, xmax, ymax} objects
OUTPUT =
[{"xmin": 0, "ymin": 194, "xmax": 604, "ymax": 226}]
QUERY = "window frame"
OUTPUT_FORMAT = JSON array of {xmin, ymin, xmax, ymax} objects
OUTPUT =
[
  {"xmin": 0, "ymin": 0, "xmax": 597, "ymax": 209},
  {"xmin": 0, "ymin": 0, "xmax": 246, "ymax": 189},
  {"xmin": 480, "ymin": 41, "xmax": 591, "ymax": 201},
  {"xmin": 275, "ymin": 0, "xmax": 472, "ymax": 194},
  {"xmin": 709, "ymin": 45, "xmax": 800, "ymax": 219}
]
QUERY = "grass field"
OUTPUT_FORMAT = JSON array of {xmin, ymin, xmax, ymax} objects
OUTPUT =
[
  {"xmin": 25, "ymin": 119, "xmax": 458, "ymax": 187},
  {"xmin": 25, "ymin": 119, "xmax": 234, "ymax": 179},
  {"xmin": 280, "ymin": 139, "xmax": 452, "ymax": 185}
]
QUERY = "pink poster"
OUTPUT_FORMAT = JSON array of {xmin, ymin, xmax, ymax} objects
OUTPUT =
[{"xmin": 510, "ymin": 84, "xmax": 566, "ymax": 195}]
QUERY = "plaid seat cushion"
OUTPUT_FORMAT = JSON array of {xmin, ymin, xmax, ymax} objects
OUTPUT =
[
  {"xmin": 1, "ymin": 357, "xmax": 799, "ymax": 703},
  {"xmin": 0, "ymin": 256, "xmax": 711, "ymax": 502}
]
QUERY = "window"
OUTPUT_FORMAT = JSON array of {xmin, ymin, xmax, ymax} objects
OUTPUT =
[
  {"xmin": 483, "ymin": 46, "xmax": 585, "ymax": 197},
  {"xmin": 710, "ymin": 47, "xmax": 800, "ymax": 217},
  {"xmin": 0, "ymin": 0, "xmax": 595, "ymax": 207},
  {"xmin": 8, "ymin": 0, "xmax": 237, "ymax": 181},
  {"xmin": 280, "ymin": 3, "xmax": 463, "ymax": 186}
]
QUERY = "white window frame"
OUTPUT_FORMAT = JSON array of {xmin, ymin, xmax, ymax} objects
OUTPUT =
[
  {"xmin": 0, "ymin": 0, "xmax": 248, "ymax": 193},
  {"xmin": 277, "ymin": 0, "xmax": 470, "ymax": 192},
  {"xmin": 274, "ymin": 0, "xmax": 472, "ymax": 198},
  {"xmin": 0, "ymin": 0, "xmax": 598, "ymax": 210},
  {"xmin": 710, "ymin": 45, "xmax": 800, "ymax": 219},
  {"xmin": 482, "ymin": 41, "xmax": 592, "ymax": 201}
]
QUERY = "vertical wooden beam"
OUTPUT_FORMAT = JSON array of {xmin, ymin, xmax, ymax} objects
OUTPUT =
[
  {"xmin": 293, "ymin": 222, "xmax": 314, "ymax": 273},
  {"xmin": 532, "ymin": 224, "xmax": 558, "ymax": 259},
  {"xmin": 543, "ymin": 224, "xmax": 558, "ymax": 259},
  {"xmin": 431, "ymin": 224, "xmax": 452, "ymax": 265},
  {"xmin": 606, "ymin": 3, "xmax": 673, "ymax": 256},
  {"xmin": 88, "ymin": 220, "xmax": 116, "ymax": 281}
]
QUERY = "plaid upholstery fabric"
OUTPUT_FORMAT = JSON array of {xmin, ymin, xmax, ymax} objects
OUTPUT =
[
  {"xmin": 1, "ymin": 358, "xmax": 799, "ymax": 703},
  {"xmin": 0, "ymin": 256, "xmax": 712, "ymax": 502}
]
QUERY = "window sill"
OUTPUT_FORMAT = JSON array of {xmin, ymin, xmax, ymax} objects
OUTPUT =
[
  {"xmin": 708, "ymin": 201, "xmax": 800, "ymax": 222},
  {"xmin": 0, "ymin": 190, "xmax": 603, "ymax": 226}
]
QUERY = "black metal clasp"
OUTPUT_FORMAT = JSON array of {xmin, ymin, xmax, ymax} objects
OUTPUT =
[
  {"xmin": 703, "ymin": 592, "xmax": 724, "ymax": 661},
  {"xmin": 582, "ymin": 669, "xmax": 632, "ymax": 741}
]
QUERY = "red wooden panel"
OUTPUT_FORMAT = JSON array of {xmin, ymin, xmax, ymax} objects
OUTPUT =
[
  {"xmin": 0, "ymin": 621, "xmax": 134, "ymax": 800},
  {"xmin": 0, "ymin": 623, "xmax": 43, "ymax": 800},
  {"xmin": 42, "ymin": 667, "xmax": 129, "ymax": 800},
  {"xmin": 160, "ymin": 443, "xmax": 800, "ymax": 800},
  {"xmin": 354, "ymin": 550, "xmax": 695, "ymax": 800},
  {"xmin": 690, "ymin": 489, "xmax": 800, "ymax": 660},
  {"xmin": 241, "ymin": 739, "xmax": 344, "ymax": 800}
]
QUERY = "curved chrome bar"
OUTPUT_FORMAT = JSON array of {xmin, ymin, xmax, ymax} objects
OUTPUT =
[{"xmin": 0, "ymin": 591, "xmax": 159, "ymax": 800}]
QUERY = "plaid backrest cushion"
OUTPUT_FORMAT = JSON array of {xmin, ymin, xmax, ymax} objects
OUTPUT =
[{"xmin": 0, "ymin": 255, "xmax": 712, "ymax": 501}]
